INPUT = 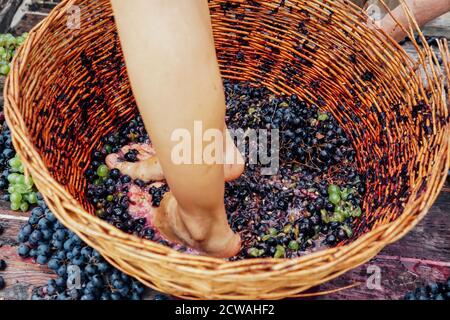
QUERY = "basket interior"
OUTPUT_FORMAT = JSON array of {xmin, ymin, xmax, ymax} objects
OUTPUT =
[{"xmin": 15, "ymin": 0, "xmax": 447, "ymax": 239}]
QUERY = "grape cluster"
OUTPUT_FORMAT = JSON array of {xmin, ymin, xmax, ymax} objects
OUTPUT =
[
  {"xmin": 0, "ymin": 33, "xmax": 28, "ymax": 76},
  {"xmin": 321, "ymin": 184, "xmax": 362, "ymax": 225},
  {"xmin": 225, "ymin": 82, "xmax": 356, "ymax": 172},
  {"xmin": 404, "ymin": 278, "xmax": 450, "ymax": 300},
  {"xmin": 0, "ymin": 121, "xmax": 15, "ymax": 188},
  {"xmin": 0, "ymin": 122, "xmax": 39, "ymax": 212},
  {"xmin": 17, "ymin": 199, "xmax": 149, "ymax": 300},
  {"xmin": 6, "ymin": 155, "xmax": 38, "ymax": 211},
  {"xmin": 223, "ymin": 81, "xmax": 364, "ymax": 259}
]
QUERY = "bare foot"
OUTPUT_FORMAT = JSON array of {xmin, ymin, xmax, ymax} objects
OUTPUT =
[
  {"xmin": 105, "ymin": 129, "xmax": 245, "ymax": 182},
  {"xmin": 153, "ymin": 192, "xmax": 241, "ymax": 258},
  {"xmin": 106, "ymin": 143, "xmax": 165, "ymax": 181}
]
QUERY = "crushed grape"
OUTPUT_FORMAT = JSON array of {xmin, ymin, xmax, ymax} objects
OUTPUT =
[{"xmin": 85, "ymin": 81, "xmax": 366, "ymax": 259}]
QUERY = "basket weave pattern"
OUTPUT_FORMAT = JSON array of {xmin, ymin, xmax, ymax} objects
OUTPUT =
[{"xmin": 3, "ymin": 0, "xmax": 449, "ymax": 299}]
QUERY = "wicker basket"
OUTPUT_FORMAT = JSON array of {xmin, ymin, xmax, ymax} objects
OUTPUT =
[{"xmin": 3, "ymin": 0, "xmax": 449, "ymax": 299}]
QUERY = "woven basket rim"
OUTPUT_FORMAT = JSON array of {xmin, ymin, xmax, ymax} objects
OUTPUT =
[{"xmin": 2, "ymin": 0, "xmax": 450, "ymax": 298}]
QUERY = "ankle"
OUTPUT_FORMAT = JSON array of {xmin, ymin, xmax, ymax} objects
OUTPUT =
[{"xmin": 176, "ymin": 205, "xmax": 231, "ymax": 244}]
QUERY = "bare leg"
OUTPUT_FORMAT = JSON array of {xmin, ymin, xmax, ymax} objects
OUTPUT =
[
  {"xmin": 111, "ymin": 0, "xmax": 241, "ymax": 257},
  {"xmin": 370, "ymin": 0, "xmax": 450, "ymax": 41}
]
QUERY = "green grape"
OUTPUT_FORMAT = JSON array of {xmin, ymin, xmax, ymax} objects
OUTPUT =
[
  {"xmin": 317, "ymin": 112, "xmax": 329, "ymax": 121},
  {"xmin": 10, "ymin": 192, "xmax": 22, "ymax": 204},
  {"xmin": 331, "ymin": 211, "xmax": 345, "ymax": 223},
  {"xmin": 25, "ymin": 192, "xmax": 38, "ymax": 204},
  {"xmin": 248, "ymin": 247, "xmax": 265, "ymax": 258},
  {"xmin": 25, "ymin": 176, "xmax": 33, "ymax": 188},
  {"xmin": 4, "ymin": 34, "xmax": 15, "ymax": 47},
  {"xmin": 7, "ymin": 185, "xmax": 16, "ymax": 194},
  {"xmin": 274, "ymin": 245, "xmax": 285, "ymax": 258},
  {"xmin": 288, "ymin": 240, "xmax": 299, "ymax": 250},
  {"xmin": 16, "ymin": 174, "xmax": 26, "ymax": 185},
  {"xmin": 7, "ymin": 173, "xmax": 20, "ymax": 184},
  {"xmin": 20, "ymin": 202, "xmax": 29, "ymax": 212},
  {"xmin": 268, "ymin": 227, "xmax": 278, "ymax": 236},
  {"xmin": 351, "ymin": 206, "xmax": 362, "ymax": 218},
  {"xmin": 283, "ymin": 224, "xmax": 292, "ymax": 234},
  {"xmin": 14, "ymin": 184, "xmax": 30, "ymax": 194},
  {"xmin": 0, "ymin": 64, "xmax": 10, "ymax": 76},
  {"xmin": 329, "ymin": 192, "xmax": 341, "ymax": 205},
  {"xmin": 321, "ymin": 209, "xmax": 330, "ymax": 224},
  {"xmin": 10, "ymin": 202, "xmax": 20, "ymax": 211},
  {"xmin": 0, "ymin": 33, "xmax": 27, "ymax": 76},
  {"xmin": 334, "ymin": 205, "xmax": 344, "ymax": 215},
  {"xmin": 340, "ymin": 188, "xmax": 350, "ymax": 200},
  {"xmin": 97, "ymin": 164, "xmax": 109, "ymax": 177},
  {"xmin": 2, "ymin": 52, "xmax": 9, "ymax": 60},
  {"xmin": 341, "ymin": 225, "xmax": 353, "ymax": 238},
  {"xmin": 248, "ymin": 247, "xmax": 260, "ymax": 258},
  {"xmin": 16, "ymin": 36, "xmax": 25, "ymax": 45},
  {"xmin": 327, "ymin": 184, "xmax": 340, "ymax": 196},
  {"xmin": 8, "ymin": 156, "xmax": 21, "ymax": 168}
]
